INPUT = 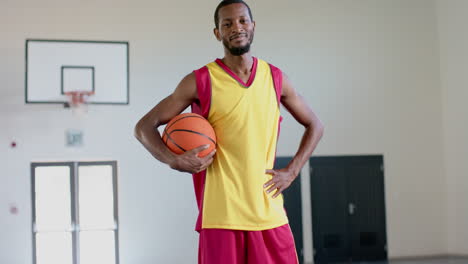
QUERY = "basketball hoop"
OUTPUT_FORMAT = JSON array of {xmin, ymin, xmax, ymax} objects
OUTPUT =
[{"xmin": 64, "ymin": 91, "xmax": 94, "ymax": 117}]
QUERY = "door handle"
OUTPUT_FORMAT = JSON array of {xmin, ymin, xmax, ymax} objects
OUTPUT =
[{"xmin": 348, "ymin": 203, "xmax": 356, "ymax": 215}]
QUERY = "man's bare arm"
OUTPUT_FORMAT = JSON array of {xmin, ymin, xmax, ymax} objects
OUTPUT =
[
  {"xmin": 264, "ymin": 73, "xmax": 324, "ymax": 198},
  {"xmin": 134, "ymin": 73, "xmax": 215, "ymax": 173}
]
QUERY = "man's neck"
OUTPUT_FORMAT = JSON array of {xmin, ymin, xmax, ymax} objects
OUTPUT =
[{"xmin": 221, "ymin": 52, "xmax": 254, "ymax": 75}]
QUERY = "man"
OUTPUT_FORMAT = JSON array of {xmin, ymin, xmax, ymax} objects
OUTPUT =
[{"xmin": 134, "ymin": 0, "xmax": 324, "ymax": 263}]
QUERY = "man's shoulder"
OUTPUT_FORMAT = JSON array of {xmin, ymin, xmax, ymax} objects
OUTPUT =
[
  {"xmin": 256, "ymin": 58, "xmax": 282, "ymax": 72},
  {"xmin": 193, "ymin": 59, "xmax": 219, "ymax": 71}
]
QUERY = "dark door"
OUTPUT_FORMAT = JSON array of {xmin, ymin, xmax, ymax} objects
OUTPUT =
[
  {"xmin": 310, "ymin": 159, "xmax": 349, "ymax": 263},
  {"xmin": 347, "ymin": 159, "xmax": 387, "ymax": 261},
  {"xmin": 275, "ymin": 157, "xmax": 303, "ymax": 264},
  {"xmin": 310, "ymin": 156, "xmax": 387, "ymax": 263}
]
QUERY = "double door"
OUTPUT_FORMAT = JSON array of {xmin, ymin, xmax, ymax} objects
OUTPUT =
[{"xmin": 310, "ymin": 156, "xmax": 387, "ymax": 263}]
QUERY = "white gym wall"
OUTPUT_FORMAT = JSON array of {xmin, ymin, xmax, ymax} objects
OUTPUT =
[{"xmin": 1, "ymin": 0, "xmax": 466, "ymax": 263}]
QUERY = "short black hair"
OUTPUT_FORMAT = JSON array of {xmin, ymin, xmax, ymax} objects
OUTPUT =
[{"xmin": 214, "ymin": 0, "xmax": 253, "ymax": 29}]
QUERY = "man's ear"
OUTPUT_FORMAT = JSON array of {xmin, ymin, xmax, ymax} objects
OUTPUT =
[{"xmin": 213, "ymin": 27, "xmax": 221, "ymax": 41}]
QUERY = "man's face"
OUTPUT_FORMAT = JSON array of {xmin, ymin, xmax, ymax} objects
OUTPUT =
[{"xmin": 214, "ymin": 3, "xmax": 255, "ymax": 56}]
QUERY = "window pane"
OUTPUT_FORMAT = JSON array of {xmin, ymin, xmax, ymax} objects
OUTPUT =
[
  {"xmin": 36, "ymin": 232, "xmax": 73, "ymax": 264},
  {"xmin": 35, "ymin": 166, "xmax": 72, "ymax": 230},
  {"xmin": 78, "ymin": 165, "xmax": 115, "ymax": 229},
  {"xmin": 79, "ymin": 231, "xmax": 116, "ymax": 264}
]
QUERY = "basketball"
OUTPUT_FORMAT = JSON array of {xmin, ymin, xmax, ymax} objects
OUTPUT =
[{"xmin": 162, "ymin": 113, "xmax": 216, "ymax": 157}]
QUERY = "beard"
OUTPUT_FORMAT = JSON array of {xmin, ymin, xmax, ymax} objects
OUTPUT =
[{"xmin": 223, "ymin": 34, "xmax": 254, "ymax": 56}]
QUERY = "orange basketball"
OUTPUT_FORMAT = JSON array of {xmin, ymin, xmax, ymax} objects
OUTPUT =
[{"xmin": 162, "ymin": 113, "xmax": 216, "ymax": 157}]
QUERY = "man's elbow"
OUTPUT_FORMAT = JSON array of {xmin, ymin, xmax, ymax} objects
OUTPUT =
[
  {"xmin": 315, "ymin": 117, "xmax": 324, "ymax": 131},
  {"xmin": 134, "ymin": 119, "xmax": 147, "ymax": 142},
  {"xmin": 307, "ymin": 118, "xmax": 324, "ymax": 137},
  {"xmin": 135, "ymin": 116, "xmax": 161, "ymax": 142},
  {"xmin": 317, "ymin": 123, "xmax": 324, "ymax": 138}
]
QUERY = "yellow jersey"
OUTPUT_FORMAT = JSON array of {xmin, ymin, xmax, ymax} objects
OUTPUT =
[{"xmin": 191, "ymin": 57, "xmax": 287, "ymax": 231}]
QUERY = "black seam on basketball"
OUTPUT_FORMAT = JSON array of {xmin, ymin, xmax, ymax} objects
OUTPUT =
[
  {"xmin": 165, "ymin": 115, "xmax": 206, "ymax": 132},
  {"xmin": 163, "ymin": 127, "xmax": 186, "ymax": 151},
  {"xmin": 162, "ymin": 128, "xmax": 168, "ymax": 144},
  {"xmin": 165, "ymin": 133, "xmax": 187, "ymax": 152},
  {"xmin": 168, "ymin": 129, "xmax": 216, "ymax": 145}
]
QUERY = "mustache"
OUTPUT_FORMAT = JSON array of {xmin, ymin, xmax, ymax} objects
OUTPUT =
[{"xmin": 230, "ymin": 33, "xmax": 247, "ymax": 40}]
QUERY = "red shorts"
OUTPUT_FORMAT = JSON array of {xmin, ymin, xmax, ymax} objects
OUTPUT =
[{"xmin": 198, "ymin": 224, "xmax": 298, "ymax": 264}]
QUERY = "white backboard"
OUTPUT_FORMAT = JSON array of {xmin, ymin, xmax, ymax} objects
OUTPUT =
[{"xmin": 26, "ymin": 39, "xmax": 129, "ymax": 105}]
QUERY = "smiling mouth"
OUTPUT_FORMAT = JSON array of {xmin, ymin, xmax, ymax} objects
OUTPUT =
[{"xmin": 230, "ymin": 34, "xmax": 247, "ymax": 41}]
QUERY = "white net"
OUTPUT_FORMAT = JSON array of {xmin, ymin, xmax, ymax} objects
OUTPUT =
[{"xmin": 65, "ymin": 91, "xmax": 94, "ymax": 118}]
